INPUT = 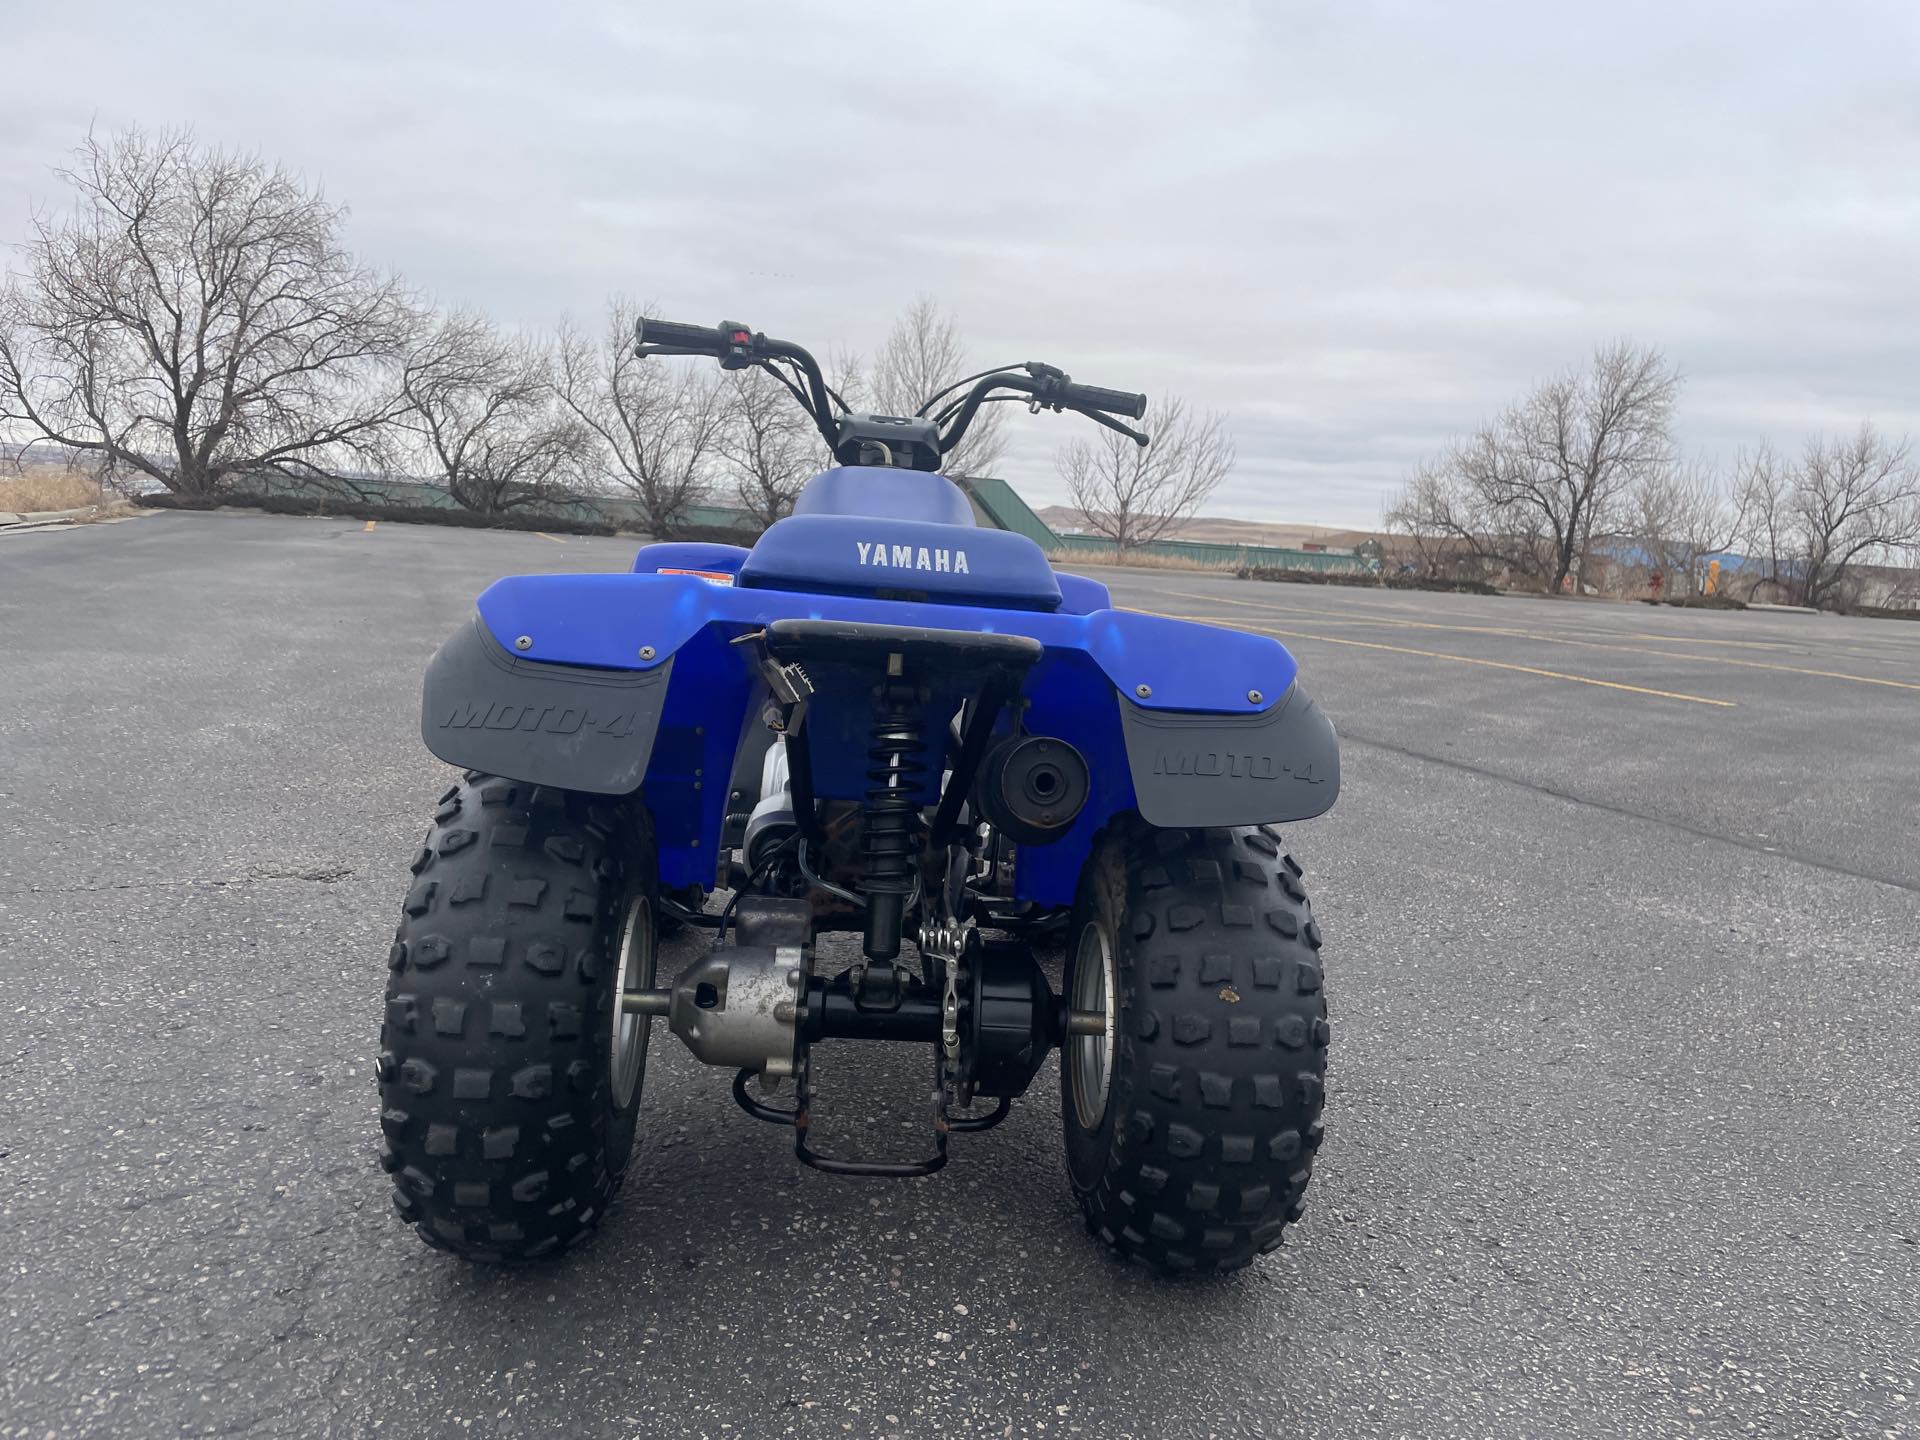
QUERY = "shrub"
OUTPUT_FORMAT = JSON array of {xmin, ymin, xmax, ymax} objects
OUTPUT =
[
  {"xmin": 134, "ymin": 490, "xmax": 626, "ymax": 536},
  {"xmin": 1235, "ymin": 566, "xmax": 1497, "ymax": 595},
  {"xmin": 0, "ymin": 468, "xmax": 104, "ymax": 512},
  {"xmin": 1638, "ymin": 595, "xmax": 1747, "ymax": 611}
]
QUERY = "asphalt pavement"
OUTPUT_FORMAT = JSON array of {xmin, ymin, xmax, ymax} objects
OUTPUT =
[{"xmin": 1, "ymin": 510, "xmax": 1915, "ymax": 1439}]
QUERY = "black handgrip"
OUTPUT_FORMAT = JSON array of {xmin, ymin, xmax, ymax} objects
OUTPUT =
[
  {"xmin": 636, "ymin": 317, "xmax": 729, "ymax": 352},
  {"xmin": 1057, "ymin": 382, "xmax": 1148, "ymax": 420}
]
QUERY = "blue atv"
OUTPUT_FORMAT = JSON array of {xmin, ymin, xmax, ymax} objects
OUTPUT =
[{"xmin": 379, "ymin": 319, "xmax": 1338, "ymax": 1275}]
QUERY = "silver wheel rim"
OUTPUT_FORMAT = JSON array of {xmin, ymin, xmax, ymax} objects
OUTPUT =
[
  {"xmin": 610, "ymin": 894, "xmax": 655, "ymax": 1111},
  {"xmin": 1068, "ymin": 920, "xmax": 1115, "ymax": 1131}
]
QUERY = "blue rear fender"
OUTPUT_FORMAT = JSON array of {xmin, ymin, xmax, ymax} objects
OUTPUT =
[{"xmin": 421, "ymin": 572, "xmax": 1339, "ymax": 904}]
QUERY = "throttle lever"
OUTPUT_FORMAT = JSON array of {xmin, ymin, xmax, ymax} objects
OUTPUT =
[{"xmin": 1021, "ymin": 363, "xmax": 1071, "ymax": 415}]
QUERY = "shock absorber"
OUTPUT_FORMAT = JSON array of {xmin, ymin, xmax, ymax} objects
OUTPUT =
[{"xmin": 861, "ymin": 680, "xmax": 926, "ymax": 963}]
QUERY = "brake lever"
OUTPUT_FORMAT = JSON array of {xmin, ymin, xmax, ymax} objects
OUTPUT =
[
  {"xmin": 633, "ymin": 342, "xmax": 715, "ymax": 360},
  {"xmin": 1082, "ymin": 408, "xmax": 1151, "ymax": 448}
]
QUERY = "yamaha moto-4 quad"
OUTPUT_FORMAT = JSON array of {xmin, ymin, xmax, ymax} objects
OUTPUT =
[{"xmin": 378, "ymin": 318, "xmax": 1338, "ymax": 1275}]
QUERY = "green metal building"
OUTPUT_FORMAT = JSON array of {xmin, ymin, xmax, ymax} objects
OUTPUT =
[{"xmin": 244, "ymin": 468, "xmax": 1371, "ymax": 575}]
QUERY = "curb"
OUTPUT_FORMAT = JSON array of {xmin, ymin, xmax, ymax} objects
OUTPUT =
[
  {"xmin": 1, "ymin": 504, "xmax": 97, "ymax": 525},
  {"xmin": 0, "ymin": 504, "xmax": 112, "ymax": 528}
]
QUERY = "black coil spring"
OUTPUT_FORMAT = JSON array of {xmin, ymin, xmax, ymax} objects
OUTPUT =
[{"xmin": 862, "ymin": 685, "xmax": 926, "ymax": 896}]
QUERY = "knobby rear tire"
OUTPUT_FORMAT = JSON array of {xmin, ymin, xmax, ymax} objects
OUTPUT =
[
  {"xmin": 1061, "ymin": 820, "xmax": 1330, "ymax": 1275},
  {"xmin": 377, "ymin": 773, "xmax": 656, "ymax": 1262}
]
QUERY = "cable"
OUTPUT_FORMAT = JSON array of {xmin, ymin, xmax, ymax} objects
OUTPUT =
[
  {"xmin": 659, "ymin": 896, "xmax": 724, "ymax": 929},
  {"xmin": 716, "ymin": 832, "xmax": 800, "ymax": 945},
  {"xmin": 931, "ymin": 391, "xmax": 1036, "ymax": 428},
  {"xmin": 751, "ymin": 358, "xmax": 840, "ymax": 453},
  {"xmin": 915, "ymin": 363, "xmax": 1032, "ymax": 417},
  {"xmin": 797, "ymin": 839, "xmax": 864, "ymax": 907},
  {"xmin": 795, "ymin": 838, "xmax": 924, "ymax": 913},
  {"xmin": 783, "ymin": 357, "xmax": 850, "ymax": 416},
  {"xmin": 755, "ymin": 359, "xmax": 816, "ymax": 415}
]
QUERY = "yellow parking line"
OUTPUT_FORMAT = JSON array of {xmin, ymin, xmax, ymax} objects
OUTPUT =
[
  {"xmin": 1457, "ymin": 622, "xmax": 1920, "ymax": 692},
  {"xmin": 1157, "ymin": 586, "xmax": 1907, "ymax": 661},
  {"xmin": 534, "ymin": 532, "xmax": 566, "ymax": 544},
  {"xmin": 1154, "ymin": 590, "xmax": 1920, "ymax": 694},
  {"xmin": 1159, "ymin": 613, "xmax": 1735, "ymax": 707}
]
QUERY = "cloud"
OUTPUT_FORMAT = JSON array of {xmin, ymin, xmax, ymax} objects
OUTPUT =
[{"xmin": 6, "ymin": 1, "xmax": 1917, "ymax": 525}]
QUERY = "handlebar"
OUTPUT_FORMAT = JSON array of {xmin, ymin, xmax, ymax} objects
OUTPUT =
[
  {"xmin": 634, "ymin": 316, "xmax": 1153, "ymax": 465},
  {"xmin": 934, "ymin": 370, "xmax": 1151, "ymax": 455},
  {"xmin": 636, "ymin": 317, "xmax": 839, "ymax": 447},
  {"xmin": 1056, "ymin": 381, "xmax": 1148, "ymax": 420},
  {"xmin": 634, "ymin": 317, "xmax": 737, "ymax": 353}
]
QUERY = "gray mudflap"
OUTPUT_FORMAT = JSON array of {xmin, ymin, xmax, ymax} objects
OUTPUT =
[
  {"xmin": 1119, "ymin": 683, "xmax": 1339, "ymax": 827},
  {"xmin": 420, "ymin": 615, "xmax": 671, "ymax": 795}
]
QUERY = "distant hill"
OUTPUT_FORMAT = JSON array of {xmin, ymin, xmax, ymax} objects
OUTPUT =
[
  {"xmin": 2, "ymin": 442, "xmax": 102, "ymax": 476},
  {"xmin": 1035, "ymin": 504, "xmax": 1386, "ymax": 552}
]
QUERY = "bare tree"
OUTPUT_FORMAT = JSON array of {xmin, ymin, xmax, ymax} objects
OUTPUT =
[
  {"xmin": 1387, "ymin": 342, "xmax": 1680, "ymax": 593},
  {"xmin": 1056, "ymin": 396, "xmax": 1234, "ymax": 550},
  {"xmin": 864, "ymin": 296, "xmax": 1006, "ymax": 476},
  {"xmin": 395, "ymin": 310, "xmax": 591, "ymax": 515},
  {"xmin": 1731, "ymin": 427, "xmax": 1920, "ymax": 607},
  {"xmin": 0, "ymin": 127, "xmax": 409, "ymax": 496},
  {"xmin": 1790, "ymin": 424, "xmax": 1920, "ymax": 608},
  {"xmin": 719, "ymin": 366, "xmax": 823, "ymax": 527},
  {"xmin": 1385, "ymin": 454, "xmax": 1553, "ymax": 583},
  {"xmin": 556, "ymin": 299, "xmax": 723, "ymax": 534},
  {"xmin": 1733, "ymin": 442, "xmax": 1794, "ymax": 593},
  {"xmin": 1629, "ymin": 460, "xmax": 1745, "ymax": 597}
]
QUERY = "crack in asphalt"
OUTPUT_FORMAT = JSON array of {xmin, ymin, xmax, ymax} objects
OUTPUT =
[
  {"xmin": 0, "ymin": 867, "xmax": 361, "ymax": 901},
  {"xmin": 1344, "ymin": 731, "xmax": 1920, "ymax": 897}
]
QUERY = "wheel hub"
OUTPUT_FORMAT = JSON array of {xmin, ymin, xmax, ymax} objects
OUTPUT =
[
  {"xmin": 611, "ymin": 893, "xmax": 656, "ymax": 1110},
  {"xmin": 1068, "ymin": 920, "xmax": 1115, "ymax": 1131}
]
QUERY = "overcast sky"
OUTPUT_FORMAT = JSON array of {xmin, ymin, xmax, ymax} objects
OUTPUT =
[{"xmin": 5, "ymin": 2, "xmax": 1917, "ymax": 526}]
